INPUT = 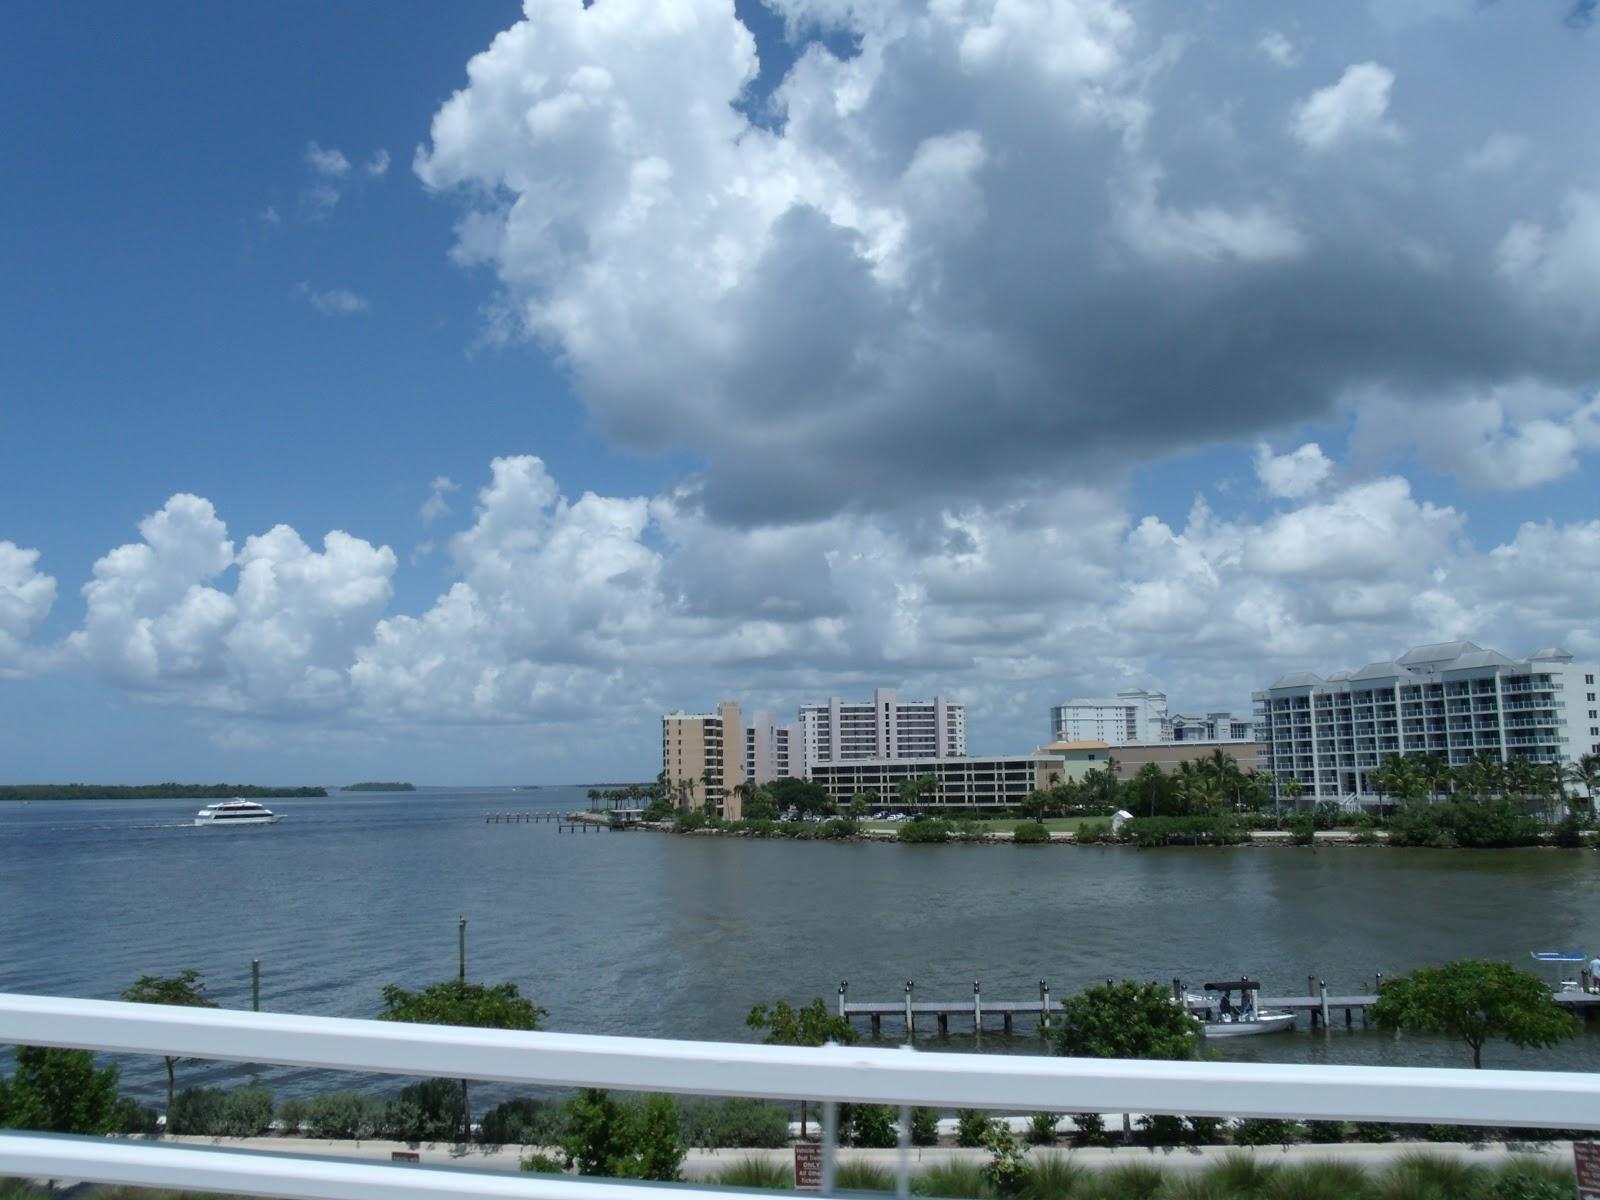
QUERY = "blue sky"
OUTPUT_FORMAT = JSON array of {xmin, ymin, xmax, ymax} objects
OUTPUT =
[{"xmin": 1, "ymin": 1, "xmax": 1595, "ymax": 784}]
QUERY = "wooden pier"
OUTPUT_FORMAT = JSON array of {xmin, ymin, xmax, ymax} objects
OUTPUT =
[
  {"xmin": 483, "ymin": 812, "xmax": 561, "ymax": 824},
  {"xmin": 835, "ymin": 977, "xmax": 1600, "ymax": 1039}
]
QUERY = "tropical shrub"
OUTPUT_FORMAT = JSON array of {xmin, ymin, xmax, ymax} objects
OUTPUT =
[
  {"xmin": 1073, "ymin": 821, "xmax": 1114, "ymax": 844},
  {"xmin": 715, "ymin": 1158, "xmax": 793, "ymax": 1190},
  {"xmin": 956, "ymin": 1108, "xmax": 994, "ymax": 1146},
  {"xmin": 848, "ymin": 1103, "xmax": 899, "ymax": 1148},
  {"xmin": 304, "ymin": 1091, "xmax": 387, "ymax": 1139},
  {"xmin": 386, "ymin": 1078, "xmax": 463, "ymax": 1144},
  {"xmin": 481, "ymin": 1097, "xmax": 567, "ymax": 1146},
  {"xmin": 1028, "ymin": 1111, "xmax": 1058, "ymax": 1144},
  {"xmin": 1135, "ymin": 1114, "xmax": 1185, "ymax": 1146},
  {"xmin": 115, "ymin": 1098, "xmax": 161, "ymax": 1135},
  {"xmin": 560, "ymin": 1089, "xmax": 684, "ymax": 1181},
  {"xmin": 519, "ymin": 1152, "xmax": 567, "ymax": 1174},
  {"xmin": 1231, "ymin": 1118, "xmax": 1300, "ymax": 1146},
  {"xmin": 1012, "ymin": 822, "xmax": 1049, "ymax": 844},
  {"xmin": 980, "ymin": 1122, "xmax": 1028, "ymax": 1196},
  {"xmin": 678, "ymin": 1097, "xmax": 790, "ymax": 1148},
  {"xmin": 899, "ymin": 818, "xmax": 953, "ymax": 844},
  {"xmin": 1069, "ymin": 1112, "xmax": 1106, "ymax": 1146},
  {"xmin": 1302, "ymin": 1119, "xmax": 1347, "ymax": 1143},
  {"xmin": 276, "ymin": 1097, "xmax": 308, "ymax": 1135},
  {"xmin": 1186, "ymin": 1115, "xmax": 1224, "ymax": 1143},
  {"xmin": 1288, "ymin": 813, "xmax": 1316, "ymax": 844},
  {"xmin": 911, "ymin": 1106, "xmax": 941, "ymax": 1146}
]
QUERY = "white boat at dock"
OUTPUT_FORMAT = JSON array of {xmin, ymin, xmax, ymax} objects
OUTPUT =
[
  {"xmin": 194, "ymin": 799, "xmax": 282, "ymax": 826},
  {"xmin": 1186, "ymin": 978, "xmax": 1295, "ymax": 1038}
]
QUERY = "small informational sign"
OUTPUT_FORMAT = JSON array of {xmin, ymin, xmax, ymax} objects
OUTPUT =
[
  {"xmin": 794, "ymin": 1142, "xmax": 823, "ymax": 1190},
  {"xmin": 1575, "ymin": 1141, "xmax": 1600, "ymax": 1199}
]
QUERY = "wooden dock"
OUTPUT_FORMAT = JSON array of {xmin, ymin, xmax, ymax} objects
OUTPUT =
[
  {"xmin": 835, "ymin": 978, "xmax": 1600, "ymax": 1038},
  {"xmin": 483, "ymin": 812, "xmax": 561, "ymax": 823}
]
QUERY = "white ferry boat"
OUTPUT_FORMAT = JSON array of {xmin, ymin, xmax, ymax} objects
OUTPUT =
[{"xmin": 194, "ymin": 799, "xmax": 282, "ymax": 826}]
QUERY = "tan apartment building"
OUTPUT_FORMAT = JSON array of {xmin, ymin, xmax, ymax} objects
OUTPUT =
[
  {"xmin": 662, "ymin": 701, "xmax": 746, "ymax": 819},
  {"xmin": 1103, "ymin": 740, "xmax": 1265, "ymax": 775}
]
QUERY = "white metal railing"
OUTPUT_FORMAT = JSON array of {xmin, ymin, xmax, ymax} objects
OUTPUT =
[{"xmin": 2, "ymin": 992, "xmax": 1599, "ymax": 1199}]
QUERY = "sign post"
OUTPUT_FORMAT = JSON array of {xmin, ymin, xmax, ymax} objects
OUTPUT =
[
  {"xmin": 1575, "ymin": 1141, "xmax": 1600, "ymax": 1200},
  {"xmin": 794, "ymin": 1143, "xmax": 822, "ymax": 1191}
]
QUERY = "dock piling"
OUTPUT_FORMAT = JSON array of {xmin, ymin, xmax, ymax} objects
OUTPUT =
[
  {"xmin": 904, "ymin": 981, "xmax": 914, "ymax": 1041},
  {"xmin": 838, "ymin": 980, "xmax": 848, "ymax": 1019},
  {"xmin": 250, "ymin": 959, "xmax": 260, "ymax": 1012},
  {"xmin": 973, "ymin": 980, "xmax": 982, "ymax": 1030},
  {"xmin": 1319, "ymin": 979, "xmax": 1330, "ymax": 1031}
]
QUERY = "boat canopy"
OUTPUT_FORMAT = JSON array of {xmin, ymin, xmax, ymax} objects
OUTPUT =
[
  {"xmin": 1530, "ymin": 952, "xmax": 1587, "ymax": 962},
  {"xmin": 1202, "ymin": 979, "xmax": 1260, "ymax": 991}
]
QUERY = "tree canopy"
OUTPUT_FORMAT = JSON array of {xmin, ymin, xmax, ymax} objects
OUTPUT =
[
  {"xmin": 1052, "ymin": 980, "xmax": 1201, "ymax": 1061},
  {"xmin": 0, "ymin": 1046, "xmax": 121, "ymax": 1134},
  {"xmin": 379, "ymin": 979, "xmax": 545, "ymax": 1030},
  {"xmin": 122, "ymin": 969, "xmax": 218, "ymax": 1114},
  {"xmin": 1370, "ymin": 959, "xmax": 1577, "ymax": 1068},
  {"xmin": 746, "ymin": 997, "xmax": 855, "ymax": 1139}
]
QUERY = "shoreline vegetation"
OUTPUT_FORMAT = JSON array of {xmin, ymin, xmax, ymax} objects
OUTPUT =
[
  {"xmin": 593, "ymin": 808, "xmax": 1600, "ymax": 850},
  {"xmin": 591, "ymin": 750, "xmax": 1599, "ymax": 851},
  {"xmin": 341, "ymin": 781, "xmax": 416, "ymax": 792},
  {"xmin": 0, "ymin": 783, "xmax": 327, "ymax": 801}
]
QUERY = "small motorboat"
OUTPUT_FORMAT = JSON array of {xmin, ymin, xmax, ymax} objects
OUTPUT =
[
  {"xmin": 194, "ymin": 799, "xmax": 282, "ymax": 826},
  {"xmin": 1189, "ymin": 978, "xmax": 1295, "ymax": 1038},
  {"xmin": 1530, "ymin": 951, "xmax": 1588, "ymax": 994}
]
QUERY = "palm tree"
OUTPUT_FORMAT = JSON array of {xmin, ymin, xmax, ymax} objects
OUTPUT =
[
  {"xmin": 1563, "ymin": 753, "xmax": 1598, "ymax": 813},
  {"xmin": 1418, "ymin": 753, "xmax": 1450, "ymax": 804},
  {"xmin": 1282, "ymin": 777, "xmax": 1304, "ymax": 813}
]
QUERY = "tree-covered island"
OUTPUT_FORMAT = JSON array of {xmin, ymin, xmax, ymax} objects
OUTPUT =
[
  {"xmin": 0, "ymin": 783, "xmax": 326, "ymax": 800},
  {"xmin": 341, "ymin": 782, "xmax": 416, "ymax": 792}
]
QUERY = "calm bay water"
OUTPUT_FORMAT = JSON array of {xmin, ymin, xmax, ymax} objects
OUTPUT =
[{"xmin": 4, "ymin": 787, "xmax": 1599, "ymax": 1102}]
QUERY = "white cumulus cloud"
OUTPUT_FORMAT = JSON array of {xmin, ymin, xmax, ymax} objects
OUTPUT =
[
  {"xmin": 294, "ymin": 283, "xmax": 370, "ymax": 316},
  {"xmin": 1254, "ymin": 442, "xmax": 1334, "ymax": 499},
  {"xmin": 1290, "ymin": 62, "xmax": 1402, "ymax": 152},
  {"xmin": 0, "ymin": 542, "xmax": 57, "ymax": 678},
  {"xmin": 305, "ymin": 141, "xmax": 351, "ymax": 178}
]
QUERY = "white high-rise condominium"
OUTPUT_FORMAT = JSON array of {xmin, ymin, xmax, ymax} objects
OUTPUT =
[
  {"xmin": 1253, "ymin": 642, "xmax": 1600, "ymax": 803},
  {"xmin": 800, "ymin": 688, "xmax": 965, "ymax": 769},
  {"xmin": 745, "ymin": 710, "xmax": 801, "ymax": 784},
  {"xmin": 1049, "ymin": 688, "xmax": 1169, "ymax": 745}
]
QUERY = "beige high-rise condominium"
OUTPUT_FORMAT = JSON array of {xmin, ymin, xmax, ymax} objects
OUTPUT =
[{"xmin": 661, "ymin": 701, "xmax": 746, "ymax": 819}]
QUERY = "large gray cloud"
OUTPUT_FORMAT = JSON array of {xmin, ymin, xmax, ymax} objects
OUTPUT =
[{"xmin": 417, "ymin": 0, "xmax": 1600, "ymax": 523}]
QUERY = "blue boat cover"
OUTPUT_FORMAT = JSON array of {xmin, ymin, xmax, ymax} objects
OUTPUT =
[{"xmin": 1530, "ymin": 952, "xmax": 1587, "ymax": 961}]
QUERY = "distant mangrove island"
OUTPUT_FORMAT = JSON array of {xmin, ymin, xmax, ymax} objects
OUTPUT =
[
  {"xmin": 0, "ymin": 783, "xmax": 328, "ymax": 801},
  {"xmin": 341, "ymin": 782, "xmax": 416, "ymax": 792}
]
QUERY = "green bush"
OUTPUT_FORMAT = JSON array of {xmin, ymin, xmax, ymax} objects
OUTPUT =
[
  {"xmin": 560, "ymin": 1089, "xmax": 683, "ymax": 1181},
  {"xmin": 167, "ymin": 1087, "xmax": 225, "ymax": 1136},
  {"xmin": 1302, "ymin": 1119, "xmax": 1347, "ymax": 1143},
  {"xmin": 305, "ymin": 1091, "xmax": 387, "ymax": 1139},
  {"xmin": 1231, "ymin": 1118, "xmax": 1300, "ymax": 1146},
  {"xmin": 1351, "ymin": 1121, "xmax": 1396, "ymax": 1142},
  {"xmin": 900, "ymin": 818, "xmax": 953, "ymax": 844},
  {"xmin": 386, "ymin": 1078, "xmax": 463, "ymax": 1143},
  {"xmin": 1388, "ymin": 799, "xmax": 1542, "ymax": 849},
  {"xmin": 115, "ymin": 1097, "xmax": 161, "ymax": 1135},
  {"xmin": 1124, "ymin": 815, "xmax": 1247, "ymax": 847},
  {"xmin": 2, "ymin": 1047, "xmax": 121, "ymax": 1135},
  {"xmin": 673, "ymin": 809, "xmax": 709, "ymax": 832},
  {"xmin": 481, "ymin": 1097, "xmax": 567, "ymax": 1146},
  {"xmin": 679, "ymin": 1097, "xmax": 790, "ymax": 1148},
  {"xmin": 1013, "ymin": 822, "xmax": 1049, "ymax": 844},
  {"xmin": 956, "ymin": 1108, "xmax": 994, "ymax": 1146},
  {"xmin": 1028, "ymin": 1111, "xmax": 1058, "ymax": 1144},
  {"xmin": 276, "ymin": 1097, "xmax": 307, "ymax": 1135},
  {"xmin": 911, "ymin": 1106, "xmax": 941, "ymax": 1146},
  {"xmin": 1135, "ymin": 1114, "xmax": 1185, "ymax": 1146},
  {"xmin": 981, "ymin": 1122, "xmax": 1028, "ymax": 1197},
  {"xmin": 849, "ymin": 1103, "xmax": 899, "ymax": 1148},
  {"xmin": 1552, "ymin": 815, "xmax": 1587, "ymax": 847},
  {"xmin": 1288, "ymin": 813, "xmax": 1317, "ymax": 844},
  {"xmin": 1069, "ymin": 1112, "xmax": 1106, "ymax": 1146},
  {"xmin": 1073, "ymin": 821, "xmax": 1113, "ymax": 844},
  {"xmin": 520, "ymin": 1152, "xmax": 567, "ymax": 1174},
  {"xmin": 1185, "ymin": 1115, "xmax": 1224, "ymax": 1144},
  {"xmin": 215, "ymin": 1088, "xmax": 274, "ymax": 1137},
  {"xmin": 822, "ymin": 817, "xmax": 860, "ymax": 839}
]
